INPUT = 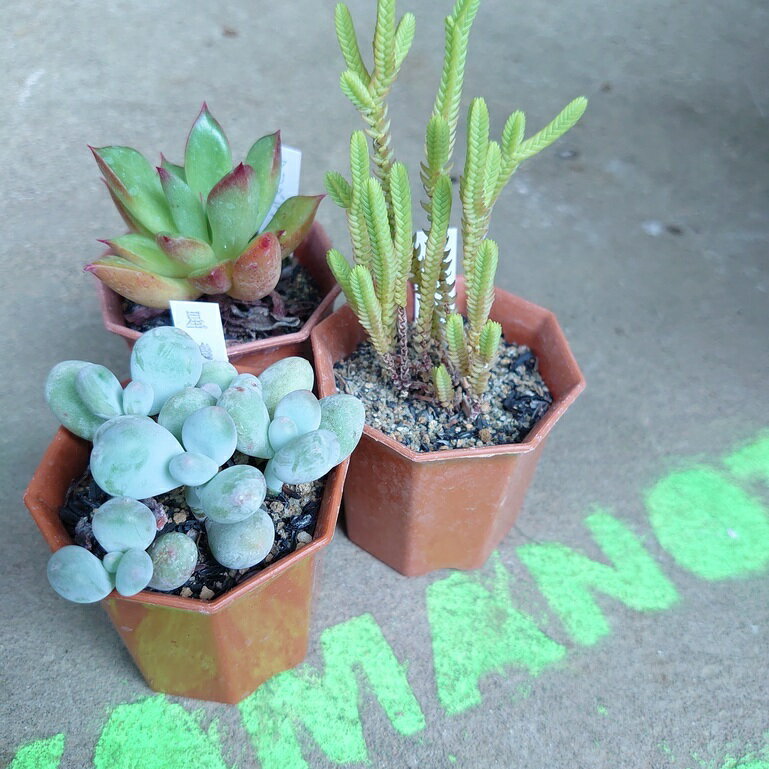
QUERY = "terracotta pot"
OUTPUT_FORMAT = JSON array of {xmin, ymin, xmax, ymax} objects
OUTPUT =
[
  {"xmin": 23, "ymin": 358, "xmax": 348, "ymax": 704},
  {"xmin": 96, "ymin": 221, "xmax": 340, "ymax": 364},
  {"xmin": 311, "ymin": 279, "xmax": 585, "ymax": 577}
]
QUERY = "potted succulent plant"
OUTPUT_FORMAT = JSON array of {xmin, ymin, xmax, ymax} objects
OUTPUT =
[
  {"xmin": 310, "ymin": 0, "xmax": 586, "ymax": 576},
  {"xmin": 87, "ymin": 105, "xmax": 339, "ymax": 362},
  {"xmin": 24, "ymin": 327, "xmax": 364, "ymax": 703}
]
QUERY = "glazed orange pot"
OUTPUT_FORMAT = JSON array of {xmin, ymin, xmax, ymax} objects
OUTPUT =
[
  {"xmin": 311, "ymin": 280, "xmax": 585, "ymax": 577},
  {"xmin": 96, "ymin": 221, "xmax": 341, "ymax": 364},
  {"xmin": 23, "ymin": 357, "xmax": 348, "ymax": 704}
]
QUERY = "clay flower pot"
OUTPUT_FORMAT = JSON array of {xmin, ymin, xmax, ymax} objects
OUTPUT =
[
  {"xmin": 96, "ymin": 222, "xmax": 340, "ymax": 364},
  {"xmin": 23, "ymin": 357, "xmax": 348, "ymax": 704},
  {"xmin": 311, "ymin": 280, "xmax": 585, "ymax": 577}
]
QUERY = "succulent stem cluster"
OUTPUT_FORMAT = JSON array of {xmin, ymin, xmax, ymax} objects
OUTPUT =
[
  {"xmin": 86, "ymin": 105, "xmax": 323, "ymax": 309},
  {"xmin": 327, "ymin": 0, "xmax": 587, "ymax": 407},
  {"xmin": 44, "ymin": 327, "xmax": 365, "ymax": 604}
]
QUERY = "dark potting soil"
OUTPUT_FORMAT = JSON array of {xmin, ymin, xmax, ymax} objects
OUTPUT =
[
  {"xmin": 121, "ymin": 260, "xmax": 322, "ymax": 343},
  {"xmin": 334, "ymin": 338, "xmax": 552, "ymax": 452},
  {"xmin": 60, "ymin": 454, "xmax": 324, "ymax": 601}
]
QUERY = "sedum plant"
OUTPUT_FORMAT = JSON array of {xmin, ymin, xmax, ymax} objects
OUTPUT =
[
  {"xmin": 327, "ymin": 0, "xmax": 586, "ymax": 408},
  {"xmin": 85, "ymin": 105, "xmax": 323, "ymax": 308},
  {"xmin": 44, "ymin": 327, "xmax": 365, "ymax": 603}
]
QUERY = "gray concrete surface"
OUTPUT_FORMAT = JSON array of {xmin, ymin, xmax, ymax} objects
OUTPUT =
[{"xmin": 2, "ymin": 0, "xmax": 768, "ymax": 767}]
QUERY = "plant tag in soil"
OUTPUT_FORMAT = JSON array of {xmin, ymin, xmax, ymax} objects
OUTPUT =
[
  {"xmin": 413, "ymin": 226, "xmax": 458, "ymax": 315},
  {"xmin": 169, "ymin": 300, "xmax": 229, "ymax": 362},
  {"xmin": 260, "ymin": 145, "xmax": 302, "ymax": 229}
]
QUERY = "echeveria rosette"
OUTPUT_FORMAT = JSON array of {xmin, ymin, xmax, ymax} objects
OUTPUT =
[{"xmin": 85, "ymin": 104, "xmax": 324, "ymax": 309}]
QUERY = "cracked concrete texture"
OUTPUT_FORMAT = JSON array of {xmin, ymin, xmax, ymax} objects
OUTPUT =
[{"xmin": 2, "ymin": 1, "xmax": 768, "ymax": 767}]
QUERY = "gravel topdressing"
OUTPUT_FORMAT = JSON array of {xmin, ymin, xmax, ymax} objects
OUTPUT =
[{"xmin": 334, "ymin": 337, "xmax": 552, "ymax": 452}]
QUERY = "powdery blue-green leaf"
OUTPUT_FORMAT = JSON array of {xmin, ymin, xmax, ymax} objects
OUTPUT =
[
  {"xmin": 45, "ymin": 360, "xmax": 107, "ymax": 440},
  {"xmin": 157, "ymin": 387, "xmax": 216, "ymax": 442},
  {"xmin": 274, "ymin": 389, "xmax": 321, "ymax": 436},
  {"xmin": 206, "ymin": 508, "xmax": 275, "ymax": 569},
  {"xmin": 199, "ymin": 465, "xmax": 267, "ymax": 524},
  {"xmin": 270, "ymin": 429, "xmax": 341, "ymax": 485},
  {"xmin": 147, "ymin": 532, "xmax": 198, "ymax": 591},
  {"xmin": 168, "ymin": 451, "xmax": 219, "ymax": 487},
  {"xmin": 47, "ymin": 546, "xmax": 112, "ymax": 604},
  {"xmin": 197, "ymin": 360, "xmax": 238, "ymax": 392},
  {"xmin": 75, "ymin": 364, "xmax": 123, "ymax": 420},
  {"xmin": 114, "ymin": 548, "xmax": 153, "ymax": 596},
  {"xmin": 257, "ymin": 356, "xmax": 314, "ymax": 417},
  {"xmin": 319, "ymin": 393, "xmax": 366, "ymax": 461},
  {"xmin": 181, "ymin": 406, "xmax": 237, "ymax": 466},
  {"xmin": 122, "ymin": 380, "xmax": 154, "ymax": 416},
  {"xmin": 217, "ymin": 385, "xmax": 272, "ymax": 458},
  {"xmin": 268, "ymin": 415, "xmax": 299, "ymax": 453},
  {"xmin": 92, "ymin": 497, "xmax": 157, "ymax": 552}
]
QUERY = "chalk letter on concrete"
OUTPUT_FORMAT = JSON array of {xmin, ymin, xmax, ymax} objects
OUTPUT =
[
  {"xmin": 426, "ymin": 555, "xmax": 566, "ymax": 716},
  {"xmin": 239, "ymin": 613, "xmax": 425, "ymax": 769},
  {"xmin": 93, "ymin": 695, "xmax": 228, "ymax": 769},
  {"xmin": 518, "ymin": 510, "xmax": 679, "ymax": 646},
  {"xmin": 8, "ymin": 734, "xmax": 64, "ymax": 769},
  {"xmin": 647, "ymin": 467, "xmax": 769, "ymax": 580}
]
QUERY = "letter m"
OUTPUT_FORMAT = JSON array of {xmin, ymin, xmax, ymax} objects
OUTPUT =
[{"xmin": 239, "ymin": 613, "xmax": 425, "ymax": 769}]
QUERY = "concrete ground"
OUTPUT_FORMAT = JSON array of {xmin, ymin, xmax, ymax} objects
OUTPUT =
[{"xmin": 2, "ymin": 0, "xmax": 768, "ymax": 767}]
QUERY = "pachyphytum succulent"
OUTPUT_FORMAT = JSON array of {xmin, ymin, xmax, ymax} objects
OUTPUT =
[
  {"xmin": 43, "ymin": 327, "xmax": 365, "ymax": 603},
  {"xmin": 85, "ymin": 105, "xmax": 324, "ymax": 308}
]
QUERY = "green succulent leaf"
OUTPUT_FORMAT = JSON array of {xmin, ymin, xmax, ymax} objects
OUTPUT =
[
  {"xmin": 206, "ymin": 163, "xmax": 261, "ymax": 260},
  {"xmin": 515, "ymin": 96, "xmax": 588, "ymax": 161},
  {"xmin": 85, "ymin": 256, "xmax": 200, "ymax": 309},
  {"xmin": 245, "ymin": 131, "xmax": 282, "ymax": 227},
  {"xmin": 325, "ymin": 171, "xmax": 353, "ymax": 209},
  {"xmin": 340, "ymin": 70, "xmax": 376, "ymax": 113},
  {"xmin": 184, "ymin": 104, "xmax": 233, "ymax": 200},
  {"xmin": 157, "ymin": 166, "xmax": 209, "ymax": 242},
  {"xmin": 335, "ymin": 3, "xmax": 370, "ymax": 84},
  {"xmin": 92, "ymin": 145, "xmax": 175, "ymax": 234},
  {"xmin": 432, "ymin": 364, "xmax": 455, "ymax": 407},
  {"xmin": 155, "ymin": 234, "xmax": 216, "ymax": 272},
  {"xmin": 103, "ymin": 233, "xmax": 191, "ymax": 278},
  {"xmin": 160, "ymin": 154, "xmax": 185, "ymax": 181},
  {"xmin": 263, "ymin": 194, "xmax": 324, "ymax": 256},
  {"xmin": 393, "ymin": 12, "xmax": 416, "ymax": 71}
]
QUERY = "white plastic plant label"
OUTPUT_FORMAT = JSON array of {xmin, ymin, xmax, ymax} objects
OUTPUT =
[
  {"xmin": 261, "ymin": 145, "xmax": 302, "ymax": 229},
  {"xmin": 169, "ymin": 300, "xmax": 229, "ymax": 362},
  {"xmin": 412, "ymin": 226, "xmax": 458, "ymax": 315}
]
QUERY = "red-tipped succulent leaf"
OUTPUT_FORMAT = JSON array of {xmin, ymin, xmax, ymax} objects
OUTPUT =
[{"xmin": 229, "ymin": 232, "xmax": 282, "ymax": 302}]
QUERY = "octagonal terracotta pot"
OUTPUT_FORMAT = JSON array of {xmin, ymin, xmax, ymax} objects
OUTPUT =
[
  {"xmin": 96, "ymin": 221, "xmax": 340, "ymax": 364},
  {"xmin": 311, "ymin": 280, "xmax": 585, "ymax": 577},
  {"xmin": 23, "ymin": 357, "xmax": 347, "ymax": 704}
]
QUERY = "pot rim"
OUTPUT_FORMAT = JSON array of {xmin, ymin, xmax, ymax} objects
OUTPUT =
[
  {"xmin": 96, "ymin": 221, "xmax": 341, "ymax": 358},
  {"xmin": 311, "ymin": 279, "xmax": 585, "ymax": 464}
]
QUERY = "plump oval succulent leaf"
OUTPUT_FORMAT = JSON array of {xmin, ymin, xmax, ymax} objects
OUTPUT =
[
  {"xmin": 157, "ymin": 166, "xmax": 209, "ymax": 242},
  {"xmin": 184, "ymin": 105, "xmax": 233, "ymax": 201},
  {"xmin": 122, "ymin": 380, "xmax": 154, "ymax": 416},
  {"xmin": 319, "ymin": 393, "xmax": 366, "ymax": 461},
  {"xmin": 155, "ymin": 234, "xmax": 216, "ymax": 272},
  {"xmin": 263, "ymin": 459, "xmax": 284, "ymax": 494},
  {"xmin": 147, "ymin": 532, "xmax": 198, "ymax": 591},
  {"xmin": 85, "ymin": 256, "xmax": 200, "ymax": 309},
  {"xmin": 168, "ymin": 450, "xmax": 219, "ymax": 487},
  {"xmin": 102, "ymin": 551, "xmax": 124, "ymax": 574},
  {"xmin": 157, "ymin": 386, "xmax": 216, "ymax": 441},
  {"xmin": 200, "ymin": 464, "xmax": 267, "ymax": 524},
  {"xmin": 263, "ymin": 194, "xmax": 324, "ymax": 256},
  {"xmin": 258, "ymin": 356, "xmax": 315, "ymax": 417},
  {"xmin": 199, "ymin": 382, "xmax": 222, "ymax": 399},
  {"xmin": 268, "ymin": 415, "xmax": 299, "ymax": 453},
  {"xmin": 185, "ymin": 484, "xmax": 206, "ymax": 520},
  {"xmin": 245, "ymin": 131, "xmax": 282, "ymax": 227},
  {"xmin": 217, "ymin": 385, "xmax": 272, "ymax": 458},
  {"xmin": 45, "ymin": 360, "xmax": 106, "ymax": 440},
  {"xmin": 115, "ymin": 548, "xmax": 154, "ymax": 596},
  {"xmin": 228, "ymin": 373, "xmax": 262, "ymax": 394},
  {"xmin": 47, "ymin": 546, "xmax": 113, "ymax": 604},
  {"xmin": 75, "ymin": 364, "xmax": 124, "ymax": 420},
  {"xmin": 271, "ymin": 429, "xmax": 340, "ymax": 485},
  {"xmin": 92, "ymin": 497, "xmax": 157, "ymax": 552},
  {"xmin": 181, "ymin": 405, "xmax": 237, "ymax": 465},
  {"xmin": 91, "ymin": 145, "xmax": 175, "ymax": 234},
  {"xmin": 103, "ymin": 233, "xmax": 191, "ymax": 278},
  {"xmin": 229, "ymin": 232, "xmax": 282, "ymax": 301},
  {"xmin": 206, "ymin": 508, "xmax": 275, "ymax": 569},
  {"xmin": 274, "ymin": 390, "xmax": 321, "ymax": 436},
  {"xmin": 197, "ymin": 360, "xmax": 238, "ymax": 392},
  {"xmin": 130, "ymin": 327, "xmax": 204, "ymax": 414},
  {"xmin": 207, "ymin": 163, "xmax": 261, "ymax": 260},
  {"xmin": 91, "ymin": 416, "xmax": 184, "ymax": 498}
]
